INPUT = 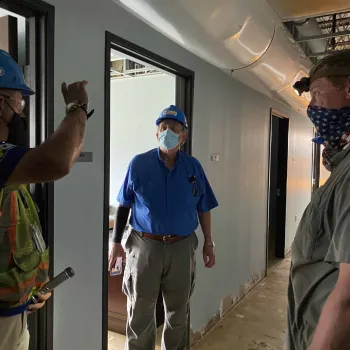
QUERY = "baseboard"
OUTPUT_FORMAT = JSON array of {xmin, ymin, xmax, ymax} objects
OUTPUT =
[{"xmin": 190, "ymin": 269, "xmax": 266, "ymax": 347}]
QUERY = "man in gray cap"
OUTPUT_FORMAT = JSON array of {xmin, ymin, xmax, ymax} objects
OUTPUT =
[{"xmin": 288, "ymin": 51, "xmax": 350, "ymax": 350}]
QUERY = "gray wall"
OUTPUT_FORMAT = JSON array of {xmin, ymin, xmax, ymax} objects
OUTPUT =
[{"xmin": 45, "ymin": 0, "xmax": 313, "ymax": 348}]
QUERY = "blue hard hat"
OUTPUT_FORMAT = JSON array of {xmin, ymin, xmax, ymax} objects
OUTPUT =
[
  {"xmin": 156, "ymin": 105, "xmax": 188, "ymax": 128},
  {"xmin": 0, "ymin": 49, "xmax": 34, "ymax": 96}
]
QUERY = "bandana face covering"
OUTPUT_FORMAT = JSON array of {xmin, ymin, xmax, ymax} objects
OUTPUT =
[
  {"xmin": 321, "ymin": 145, "xmax": 338, "ymax": 172},
  {"xmin": 307, "ymin": 105, "xmax": 350, "ymax": 148}
]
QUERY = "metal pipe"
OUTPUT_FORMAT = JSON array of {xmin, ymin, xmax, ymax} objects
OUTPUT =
[
  {"xmin": 333, "ymin": 40, "xmax": 350, "ymax": 47},
  {"xmin": 318, "ymin": 18, "xmax": 350, "ymax": 29},
  {"xmin": 297, "ymin": 29, "xmax": 350, "ymax": 42},
  {"xmin": 308, "ymin": 48, "xmax": 350, "ymax": 57},
  {"xmin": 294, "ymin": 18, "xmax": 327, "ymax": 54}
]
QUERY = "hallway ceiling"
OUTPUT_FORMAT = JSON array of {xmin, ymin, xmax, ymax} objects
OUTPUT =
[{"xmin": 267, "ymin": 0, "xmax": 350, "ymax": 21}]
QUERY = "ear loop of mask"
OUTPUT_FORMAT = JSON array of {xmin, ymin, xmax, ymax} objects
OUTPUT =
[
  {"xmin": 4, "ymin": 100, "xmax": 27, "ymax": 129},
  {"xmin": 0, "ymin": 98, "xmax": 8, "ymax": 125}
]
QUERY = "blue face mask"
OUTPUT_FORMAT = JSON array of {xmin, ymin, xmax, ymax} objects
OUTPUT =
[
  {"xmin": 159, "ymin": 129, "xmax": 180, "ymax": 150},
  {"xmin": 307, "ymin": 105, "xmax": 350, "ymax": 148}
]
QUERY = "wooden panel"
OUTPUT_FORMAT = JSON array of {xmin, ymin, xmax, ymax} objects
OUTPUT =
[
  {"xmin": 0, "ymin": 16, "xmax": 18, "ymax": 59},
  {"xmin": 267, "ymin": 0, "xmax": 350, "ymax": 20},
  {"xmin": 108, "ymin": 272, "xmax": 127, "ymax": 335},
  {"xmin": 0, "ymin": 16, "xmax": 9, "ymax": 51}
]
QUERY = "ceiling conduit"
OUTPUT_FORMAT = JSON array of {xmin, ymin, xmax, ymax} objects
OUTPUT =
[{"xmin": 115, "ymin": 0, "xmax": 313, "ymax": 112}]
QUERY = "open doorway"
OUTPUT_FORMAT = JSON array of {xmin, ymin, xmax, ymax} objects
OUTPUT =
[
  {"xmin": 312, "ymin": 127, "xmax": 330, "ymax": 190},
  {"xmin": 311, "ymin": 128, "xmax": 321, "ymax": 194},
  {"xmin": 267, "ymin": 111, "xmax": 289, "ymax": 266},
  {"xmin": 103, "ymin": 32, "xmax": 194, "ymax": 350},
  {"xmin": 0, "ymin": 1, "xmax": 54, "ymax": 349}
]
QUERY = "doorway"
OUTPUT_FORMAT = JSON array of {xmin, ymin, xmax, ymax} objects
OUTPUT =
[
  {"xmin": 311, "ymin": 128, "xmax": 321, "ymax": 194},
  {"xmin": 267, "ymin": 111, "xmax": 289, "ymax": 265},
  {"xmin": 312, "ymin": 127, "xmax": 330, "ymax": 190},
  {"xmin": 0, "ymin": 1, "xmax": 55, "ymax": 349},
  {"xmin": 103, "ymin": 32, "xmax": 194, "ymax": 350}
]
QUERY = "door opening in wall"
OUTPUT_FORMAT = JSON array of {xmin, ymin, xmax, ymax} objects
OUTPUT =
[
  {"xmin": 0, "ymin": 1, "xmax": 55, "ymax": 349},
  {"xmin": 267, "ymin": 112, "xmax": 289, "ymax": 266},
  {"xmin": 311, "ymin": 128, "xmax": 321, "ymax": 194},
  {"xmin": 103, "ymin": 32, "xmax": 194, "ymax": 350}
]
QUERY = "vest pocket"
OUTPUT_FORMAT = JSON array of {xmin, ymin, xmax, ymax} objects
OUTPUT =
[{"xmin": 0, "ymin": 248, "xmax": 49, "ymax": 307}]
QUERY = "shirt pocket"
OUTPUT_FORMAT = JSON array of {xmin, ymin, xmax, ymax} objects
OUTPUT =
[{"xmin": 293, "ymin": 203, "xmax": 323, "ymax": 260}]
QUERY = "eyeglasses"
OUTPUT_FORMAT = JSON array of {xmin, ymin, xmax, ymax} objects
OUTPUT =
[
  {"xmin": 159, "ymin": 124, "xmax": 184, "ymax": 134},
  {"xmin": 0, "ymin": 94, "xmax": 26, "ymax": 113},
  {"xmin": 189, "ymin": 175, "xmax": 199, "ymax": 197}
]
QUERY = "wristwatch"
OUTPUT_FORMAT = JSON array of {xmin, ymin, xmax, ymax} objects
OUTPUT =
[
  {"xmin": 66, "ymin": 101, "xmax": 94, "ymax": 118},
  {"xmin": 205, "ymin": 241, "xmax": 215, "ymax": 247}
]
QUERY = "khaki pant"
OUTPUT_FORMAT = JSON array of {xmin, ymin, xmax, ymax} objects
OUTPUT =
[
  {"xmin": 0, "ymin": 313, "xmax": 29, "ymax": 350},
  {"xmin": 122, "ymin": 229, "xmax": 198, "ymax": 350}
]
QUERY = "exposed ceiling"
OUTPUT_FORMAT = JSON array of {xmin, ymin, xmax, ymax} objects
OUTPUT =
[
  {"xmin": 267, "ymin": 0, "xmax": 350, "ymax": 21},
  {"xmin": 267, "ymin": 0, "xmax": 350, "ymax": 63},
  {"xmin": 110, "ymin": 49, "xmax": 162, "ymax": 79},
  {"xmin": 283, "ymin": 11, "xmax": 350, "ymax": 63}
]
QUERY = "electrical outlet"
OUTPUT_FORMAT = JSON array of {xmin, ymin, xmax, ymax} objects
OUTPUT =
[{"xmin": 211, "ymin": 155, "xmax": 220, "ymax": 162}]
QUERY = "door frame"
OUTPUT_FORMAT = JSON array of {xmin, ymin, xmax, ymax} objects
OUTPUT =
[
  {"xmin": 266, "ymin": 109, "xmax": 289, "ymax": 269},
  {"xmin": 103, "ymin": 31, "xmax": 195, "ymax": 350},
  {"xmin": 311, "ymin": 128, "xmax": 321, "ymax": 194},
  {"xmin": 0, "ymin": 1, "xmax": 55, "ymax": 349}
]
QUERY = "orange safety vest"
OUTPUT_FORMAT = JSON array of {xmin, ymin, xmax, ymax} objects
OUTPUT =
[{"xmin": 0, "ymin": 185, "xmax": 49, "ymax": 308}]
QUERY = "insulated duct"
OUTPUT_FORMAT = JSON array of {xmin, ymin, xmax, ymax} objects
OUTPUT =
[
  {"xmin": 294, "ymin": 18, "xmax": 328, "ymax": 55},
  {"xmin": 114, "ymin": 0, "xmax": 312, "ymax": 112}
]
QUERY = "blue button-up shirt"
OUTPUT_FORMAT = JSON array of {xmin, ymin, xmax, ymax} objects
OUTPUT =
[{"xmin": 117, "ymin": 148, "xmax": 218, "ymax": 236}]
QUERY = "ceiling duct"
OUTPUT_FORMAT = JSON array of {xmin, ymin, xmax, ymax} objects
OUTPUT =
[
  {"xmin": 294, "ymin": 19, "xmax": 328, "ymax": 55},
  {"xmin": 114, "ymin": 0, "xmax": 312, "ymax": 112}
]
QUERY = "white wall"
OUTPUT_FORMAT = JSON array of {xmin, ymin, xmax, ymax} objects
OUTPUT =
[
  {"xmin": 109, "ymin": 74, "xmax": 176, "ymax": 204},
  {"xmin": 44, "ymin": 0, "xmax": 313, "ymax": 348}
]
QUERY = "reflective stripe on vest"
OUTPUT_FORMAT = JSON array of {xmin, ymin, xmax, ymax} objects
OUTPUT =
[{"xmin": 0, "ymin": 185, "xmax": 49, "ymax": 308}]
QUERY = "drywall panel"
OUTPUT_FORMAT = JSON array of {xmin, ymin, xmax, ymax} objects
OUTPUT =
[
  {"xmin": 43, "ymin": 0, "xmax": 313, "ymax": 348},
  {"xmin": 267, "ymin": 0, "xmax": 350, "ymax": 21},
  {"xmin": 109, "ymin": 74, "xmax": 176, "ymax": 204}
]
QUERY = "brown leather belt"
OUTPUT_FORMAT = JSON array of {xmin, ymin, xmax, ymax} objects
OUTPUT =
[{"xmin": 141, "ymin": 232, "xmax": 187, "ymax": 244}]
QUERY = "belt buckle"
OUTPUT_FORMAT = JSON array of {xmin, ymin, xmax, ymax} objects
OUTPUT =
[{"xmin": 162, "ymin": 235, "xmax": 172, "ymax": 243}]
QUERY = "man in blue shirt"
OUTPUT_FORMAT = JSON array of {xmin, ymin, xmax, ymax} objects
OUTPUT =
[{"xmin": 109, "ymin": 105, "xmax": 218, "ymax": 350}]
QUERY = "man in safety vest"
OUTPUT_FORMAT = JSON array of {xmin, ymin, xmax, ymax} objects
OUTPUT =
[{"xmin": 0, "ymin": 49, "xmax": 91, "ymax": 349}]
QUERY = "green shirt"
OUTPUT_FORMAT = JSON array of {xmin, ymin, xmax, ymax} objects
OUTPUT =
[{"xmin": 287, "ymin": 148, "xmax": 350, "ymax": 350}]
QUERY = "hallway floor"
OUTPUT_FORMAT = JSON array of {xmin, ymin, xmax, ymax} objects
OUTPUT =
[
  {"xmin": 194, "ymin": 257, "xmax": 290, "ymax": 350},
  {"xmin": 108, "ymin": 257, "xmax": 290, "ymax": 350}
]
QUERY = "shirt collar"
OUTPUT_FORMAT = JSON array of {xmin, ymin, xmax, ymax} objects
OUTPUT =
[{"xmin": 157, "ymin": 147, "xmax": 181, "ymax": 164}]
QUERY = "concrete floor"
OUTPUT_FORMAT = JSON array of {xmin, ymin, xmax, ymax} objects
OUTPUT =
[
  {"xmin": 108, "ymin": 257, "xmax": 290, "ymax": 350},
  {"xmin": 108, "ymin": 327, "xmax": 162, "ymax": 350},
  {"xmin": 194, "ymin": 257, "xmax": 290, "ymax": 350}
]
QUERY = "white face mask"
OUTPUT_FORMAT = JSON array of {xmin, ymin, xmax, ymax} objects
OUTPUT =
[{"xmin": 159, "ymin": 129, "xmax": 180, "ymax": 150}]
